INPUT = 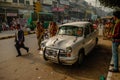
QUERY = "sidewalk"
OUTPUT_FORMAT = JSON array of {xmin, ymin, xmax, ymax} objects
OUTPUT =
[
  {"xmin": 0, "ymin": 30, "xmax": 16, "ymax": 40},
  {"xmin": 0, "ymin": 30, "xmax": 35, "ymax": 40},
  {"xmin": 97, "ymin": 26, "xmax": 120, "ymax": 80},
  {"xmin": 106, "ymin": 48, "xmax": 120, "ymax": 80}
]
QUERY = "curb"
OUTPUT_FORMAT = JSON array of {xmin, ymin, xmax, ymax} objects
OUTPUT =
[
  {"xmin": 0, "ymin": 35, "xmax": 15, "ymax": 40},
  {"xmin": 0, "ymin": 31, "xmax": 35, "ymax": 40},
  {"xmin": 106, "ymin": 71, "xmax": 112, "ymax": 80},
  {"xmin": 106, "ymin": 58, "xmax": 112, "ymax": 80}
]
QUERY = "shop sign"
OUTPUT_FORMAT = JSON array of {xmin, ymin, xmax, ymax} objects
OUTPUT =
[
  {"xmin": 52, "ymin": 7, "xmax": 64, "ymax": 12},
  {"xmin": 7, "ymin": 13, "xmax": 17, "ymax": 16},
  {"xmin": 69, "ymin": 0, "xmax": 76, "ymax": 3},
  {"xmin": 19, "ymin": 9, "xmax": 29, "ymax": 14},
  {"xmin": 42, "ymin": 6, "xmax": 52, "ymax": 12},
  {"xmin": 43, "ymin": 0, "xmax": 53, "ymax": 5},
  {"xmin": 60, "ymin": 0, "xmax": 69, "ymax": 5}
]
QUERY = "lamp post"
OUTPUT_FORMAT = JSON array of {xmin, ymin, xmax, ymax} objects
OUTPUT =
[
  {"xmin": 95, "ymin": 0, "xmax": 97, "ymax": 15},
  {"xmin": 4, "ymin": 8, "xmax": 7, "ymax": 22},
  {"xmin": 57, "ymin": 0, "xmax": 59, "ymax": 22}
]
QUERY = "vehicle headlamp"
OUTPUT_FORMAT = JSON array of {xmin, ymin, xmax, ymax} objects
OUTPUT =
[{"xmin": 66, "ymin": 47, "xmax": 72, "ymax": 53}]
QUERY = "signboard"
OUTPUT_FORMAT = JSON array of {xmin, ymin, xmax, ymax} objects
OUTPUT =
[
  {"xmin": 7, "ymin": 13, "xmax": 17, "ymax": 16},
  {"xmin": 60, "ymin": 0, "xmax": 69, "ymax": 5},
  {"xmin": 43, "ymin": 0, "xmax": 53, "ymax": 5},
  {"xmin": 69, "ymin": 0, "xmax": 76, "ymax": 3},
  {"xmin": 52, "ymin": 7, "xmax": 64, "ymax": 12},
  {"xmin": 91, "ymin": 14, "xmax": 97, "ymax": 20}
]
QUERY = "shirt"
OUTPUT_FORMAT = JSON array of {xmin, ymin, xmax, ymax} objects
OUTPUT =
[{"xmin": 112, "ymin": 19, "xmax": 120, "ymax": 42}]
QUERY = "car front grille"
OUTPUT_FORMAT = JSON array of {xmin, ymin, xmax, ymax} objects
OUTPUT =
[{"xmin": 45, "ymin": 47, "xmax": 67, "ymax": 57}]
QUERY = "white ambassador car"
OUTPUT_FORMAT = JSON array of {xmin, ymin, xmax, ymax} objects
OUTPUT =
[{"xmin": 41, "ymin": 21, "xmax": 98, "ymax": 65}]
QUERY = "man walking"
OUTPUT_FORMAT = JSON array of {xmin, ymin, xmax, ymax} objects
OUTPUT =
[{"xmin": 15, "ymin": 24, "xmax": 29, "ymax": 57}]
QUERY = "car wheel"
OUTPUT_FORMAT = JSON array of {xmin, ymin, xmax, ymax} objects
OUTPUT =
[
  {"xmin": 57, "ymin": 53, "xmax": 62, "ymax": 64},
  {"xmin": 96, "ymin": 38, "xmax": 98, "ymax": 45},
  {"xmin": 43, "ymin": 49, "xmax": 48, "ymax": 61},
  {"xmin": 78, "ymin": 51, "xmax": 85, "ymax": 65}
]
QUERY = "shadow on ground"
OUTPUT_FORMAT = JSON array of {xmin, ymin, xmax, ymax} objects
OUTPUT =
[{"xmin": 45, "ymin": 44, "xmax": 112, "ymax": 80}]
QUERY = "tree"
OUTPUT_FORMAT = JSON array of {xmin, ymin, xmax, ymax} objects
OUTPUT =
[{"xmin": 98, "ymin": 0, "xmax": 120, "ymax": 8}]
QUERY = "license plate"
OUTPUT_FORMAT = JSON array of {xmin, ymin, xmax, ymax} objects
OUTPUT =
[
  {"xmin": 46, "ymin": 50, "xmax": 57, "ymax": 57},
  {"xmin": 53, "ymin": 52, "xmax": 57, "ymax": 57}
]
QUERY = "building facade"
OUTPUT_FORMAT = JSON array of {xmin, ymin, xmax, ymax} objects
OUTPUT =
[
  {"xmin": 0, "ymin": 0, "xmax": 34, "ymax": 24},
  {"xmin": 0, "ymin": 0, "xmax": 105, "ymax": 25}
]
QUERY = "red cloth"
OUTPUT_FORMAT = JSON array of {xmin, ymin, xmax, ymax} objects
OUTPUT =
[{"xmin": 112, "ymin": 22, "xmax": 120, "ymax": 42}]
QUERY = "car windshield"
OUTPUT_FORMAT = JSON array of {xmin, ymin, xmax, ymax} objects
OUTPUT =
[{"xmin": 58, "ymin": 26, "xmax": 83, "ymax": 37}]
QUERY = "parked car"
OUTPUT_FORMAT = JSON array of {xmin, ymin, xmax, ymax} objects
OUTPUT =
[{"xmin": 41, "ymin": 21, "xmax": 98, "ymax": 65}]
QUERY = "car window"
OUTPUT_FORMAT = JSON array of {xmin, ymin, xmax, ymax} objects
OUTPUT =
[
  {"xmin": 89, "ymin": 24, "xmax": 94, "ymax": 33},
  {"xmin": 84, "ymin": 25, "xmax": 90, "ymax": 36},
  {"xmin": 58, "ymin": 26, "xmax": 83, "ymax": 37}
]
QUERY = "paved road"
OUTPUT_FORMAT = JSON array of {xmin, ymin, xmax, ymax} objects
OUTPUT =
[
  {"xmin": 0, "ymin": 34, "xmax": 38, "ymax": 62},
  {"xmin": 0, "ymin": 34, "xmax": 112, "ymax": 80}
]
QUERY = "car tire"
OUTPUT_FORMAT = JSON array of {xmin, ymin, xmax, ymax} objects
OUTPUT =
[
  {"xmin": 43, "ymin": 48, "xmax": 48, "ymax": 61},
  {"xmin": 77, "ymin": 50, "xmax": 85, "ymax": 65},
  {"xmin": 96, "ymin": 37, "xmax": 98, "ymax": 45},
  {"xmin": 94, "ymin": 38, "xmax": 98, "ymax": 47}
]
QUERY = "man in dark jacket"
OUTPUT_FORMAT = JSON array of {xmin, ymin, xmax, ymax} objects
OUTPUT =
[
  {"xmin": 108, "ymin": 11, "xmax": 120, "ymax": 72},
  {"xmin": 15, "ymin": 24, "xmax": 29, "ymax": 57}
]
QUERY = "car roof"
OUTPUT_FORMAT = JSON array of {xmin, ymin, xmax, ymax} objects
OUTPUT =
[{"xmin": 61, "ymin": 21, "xmax": 91, "ymax": 27}]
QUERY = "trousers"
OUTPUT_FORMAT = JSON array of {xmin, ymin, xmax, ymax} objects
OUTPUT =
[
  {"xmin": 112, "ymin": 41, "xmax": 120, "ymax": 70},
  {"xmin": 15, "ymin": 41, "xmax": 28, "ymax": 55}
]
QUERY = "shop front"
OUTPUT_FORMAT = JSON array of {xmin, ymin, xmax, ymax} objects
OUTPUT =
[{"xmin": 0, "ymin": 7, "xmax": 18, "ymax": 24}]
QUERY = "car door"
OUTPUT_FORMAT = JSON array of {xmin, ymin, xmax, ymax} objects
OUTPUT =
[
  {"xmin": 88, "ymin": 24, "xmax": 97, "ymax": 49},
  {"xmin": 84, "ymin": 24, "xmax": 93, "ymax": 55}
]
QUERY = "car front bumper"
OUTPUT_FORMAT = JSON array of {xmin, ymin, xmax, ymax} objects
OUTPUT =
[{"xmin": 43, "ymin": 48, "xmax": 77, "ymax": 65}]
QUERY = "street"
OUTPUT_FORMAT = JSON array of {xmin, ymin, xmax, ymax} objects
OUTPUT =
[
  {"xmin": 1, "ymin": 0, "xmax": 120, "ymax": 79},
  {"xmin": 0, "ymin": 34, "xmax": 112, "ymax": 80}
]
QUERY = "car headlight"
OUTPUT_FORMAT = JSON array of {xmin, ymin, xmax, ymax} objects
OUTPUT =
[
  {"xmin": 41, "ymin": 40, "xmax": 48, "ymax": 48},
  {"xmin": 66, "ymin": 47, "xmax": 72, "ymax": 57},
  {"xmin": 41, "ymin": 42, "xmax": 46, "ymax": 51},
  {"xmin": 66, "ymin": 47, "xmax": 72, "ymax": 53}
]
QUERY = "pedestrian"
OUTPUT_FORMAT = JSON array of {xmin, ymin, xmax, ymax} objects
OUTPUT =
[
  {"xmin": 15, "ymin": 24, "xmax": 29, "ymax": 57},
  {"xmin": 35, "ymin": 22, "xmax": 44, "ymax": 50},
  {"xmin": 48, "ymin": 22, "xmax": 58, "ymax": 37},
  {"xmin": 108, "ymin": 11, "xmax": 120, "ymax": 72},
  {"xmin": 2, "ymin": 23, "xmax": 6, "ymax": 31}
]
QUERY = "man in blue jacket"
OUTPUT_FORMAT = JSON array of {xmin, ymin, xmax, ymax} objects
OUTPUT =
[{"xmin": 15, "ymin": 24, "xmax": 29, "ymax": 57}]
